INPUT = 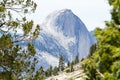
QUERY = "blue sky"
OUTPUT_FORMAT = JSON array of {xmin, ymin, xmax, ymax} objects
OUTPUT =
[{"xmin": 29, "ymin": 0, "xmax": 111, "ymax": 31}]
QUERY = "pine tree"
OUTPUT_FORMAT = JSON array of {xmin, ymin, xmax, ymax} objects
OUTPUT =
[
  {"xmin": 0, "ymin": 0, "xmax": 40, "ymax": 79},
  {"xmin": 109, "ymin": 0, "xmax": 120, "ymax": 25},
  {"xmin": 82, "ymin": 0, "xmax": 120, "ymax": 79},
  {"xmin": 67, "ymin": 61, "xmax": 70, "ymax": 67},
  {"xmin": 53, "ymin": 66, "xmax": 58, "ymax": 76},
  {"xmin": 59, "ymin": 55, "xmax": 65, "ymax": 71},
  {"xmin": 46, "ymin": 66, "xmax": 53, "ymax": 77},
  {"xmin": 49, "ymin": 66, "xmax": 53, "ymax": 76},
  {"xmin": 70, "ymin": 62, "xmax": 74, "ymax": 72},
  {"xmin": 34, "ymin": 66, "xmax": 45, "ymax": 80},
  {"xmin": 89, "ymin": 44, "xmax": 97, "ymax": 57},
  {"xmin": 75, "ymin": 54, "xmax": 79, "ymax": 64}
]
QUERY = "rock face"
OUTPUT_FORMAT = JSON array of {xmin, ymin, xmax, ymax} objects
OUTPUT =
[{"xmin": 33, "ymin": 9, "xmax": 95, "ymax": 70}]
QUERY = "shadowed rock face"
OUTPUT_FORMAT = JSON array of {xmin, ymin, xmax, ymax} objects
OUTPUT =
[{"xmin": 31, "ymin": 9, "xmax": 95, "ymax": 70}]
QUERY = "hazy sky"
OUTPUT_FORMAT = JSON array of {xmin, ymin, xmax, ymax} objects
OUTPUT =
[{"xmin": 29, "ymin": 0, "xmax": 111, "ymax": 31}]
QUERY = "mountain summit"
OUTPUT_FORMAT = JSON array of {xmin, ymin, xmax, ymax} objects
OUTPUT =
[
  {"xmin": 43, "ymin": 9, "xmax": 89, "ymax": 37},
  {"xmin": 33, "ymin": 9, "xmax": 95, "ymax": 70}
]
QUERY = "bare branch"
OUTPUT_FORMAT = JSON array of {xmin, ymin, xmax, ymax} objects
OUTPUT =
[
  {"xmin": 13, "ymin": 35, "xmax": 33, "ymax": 43},
  {"xmin": 0, "ymin": 22, "xmax": 6, "ymax": 27},
  {"xmin": 96, "ymin": 70, "xmax": 105, "ymax": 78},
  {"xmin": 1, "ymin": 65, "xmax": 9, "ymax": 72},
  {"xmin": 6, "ymin": 7, "xmax": 22, "ymax": 12}
]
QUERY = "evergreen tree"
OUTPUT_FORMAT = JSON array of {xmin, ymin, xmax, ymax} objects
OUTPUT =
[
  {"xmin": 59, "ymin": 55, "xmax": 65, "ymax": 71},
  {"xmin": 67, "ymin": 61, "xmax": 70, "ymax": 67},
  {"xmin": 45, "ymin": 70, "xmax": 49, "ymax": 77},
  {"xmin": 71, "ymin": 60, "xmax": 75, "ymax": 65},
  {"xmin": 34, "ymin": 66, "xmax": 45, "ymax": 80},
  {"xmin": 53, "ymin": 66, "xmax": 58, "ymax": 76},
  {"xmin": 82, "ymin": 0, "xmax": 120, "ymax": 80},
  {"xmin": 46, "ymin": 66, "xmax": 53, "ymax": 77},
  {"xmin": 70, "ymin": 62, "xmax": 74, "ymax": 72},
  {"xmin": 0, "ymin": 0, "xmax": 40, "ymax": 79},
  {"xmin": 109, "ymin": 0, "xmax": 120, "ymax": 25},
  {"xmin": 89, "ymin": 44, "xmax": 97, "ymax": 57},
  {"xmin": 49, "ymin": 66, "xmax": 53, "ymax": 76},
  {"xmin": 75, "ymin": 54, "xmax": 79, "ymax": 64}
]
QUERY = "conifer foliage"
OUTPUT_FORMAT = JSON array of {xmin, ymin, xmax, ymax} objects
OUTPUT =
[
  {"xmin": 109, "ymin": 0, "xmax": 120, "ymax": 25},
  {"xmin": 0, "ymin": 0, "xmax": 40, "ymax": 79},
  {"xmin": 82, "ymin": 0, "xmax": 120, "ymax": 80},
  {"xmin": 74, "ymin": 54, "xmax": 79, "ymax": 64},
  {"xmin": 59, "ymin": 55, "xmax": 65, "ymax": 71}
]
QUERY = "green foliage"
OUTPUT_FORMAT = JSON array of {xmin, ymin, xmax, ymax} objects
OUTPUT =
[
  {"xmin": 28, "ymin": 43, "xmax": 36, "ymax": 55},
  {"xmin": 45, "ymin": 66, "xmax": 53, "ymax": 77},
  {"xmin": 64, "ymin": 68, "xmax": 71, "ymax": 73},
  {"xmin": 89, "ymin": 44, "xmax": 97, "ymax": 57},
  {"xmin": 49, "ymin": 66, "xmax": 53, "ymax": 76},
  {"xmin": 53, "ymin": 66, "xmax": 58, "ymax": 76},
  {"xmin": 34, "ymin": 66, "xmax": 45, "ymax": 80},
  {"xmin": 22, "ymin": 20, "xmax": 33, "ymax": 35},
  {"xmin": 109, "ymin": 0, "xmax": 120, "ymax": 25},
  {"xmin": 0, "ymin": 34, "xmax": 13, "ymax": 50},
  {"xmin": 74, "ymin": 54, "xmax": 79, "ymax": 64},
  {"xmin": 59, "ymin": 55, "xmax": 65, "ymax": 71},
  {"xmin": 70, "ymin": 62, "xmax": 74, "ymax": 72},
  {"xmin": 82, "ymin": 0, "xmax": 120, "ymax": 80},
  {"xmin": 0, "ymin": 6, "xmax": 6, "ymax": 12},
  {"xmin": 67, "ymin": 77, "xmax": 74, "ymax": 80},
  {"xmin": 45, "ymin": 66, "xmax": 59, "ymax": 77},
  {"xmin": 67, "ymin": 61, "xmax": 70, "ymax": 67},
  {"xmin": 111, "ymin": 60, "xmax": 120, "ymax": 78},
  {"xmin": 0, "ymin": 0, "xmax": 40, "ymax": 79},
  {"xmin": 0, "ymin": 72, "xmax": 12, "ymax": 80},
  {"xmin": 82, "ymin": 58, "xmax": 99, "ymax": 80},
  {"xmin": 82, "ymin": 21, "xmax": 120, "ymax": 80}
]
